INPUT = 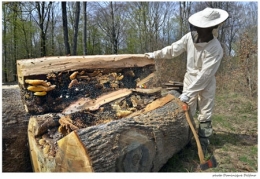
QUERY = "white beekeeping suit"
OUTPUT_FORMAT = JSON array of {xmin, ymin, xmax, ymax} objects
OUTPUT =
[
  {"xmin": 145, "ymin": 7, "xmax": 229, "ymax": 155},
  {"xmin": 154, "ymin": 32, "xmax": 223, "ymax": 122}
]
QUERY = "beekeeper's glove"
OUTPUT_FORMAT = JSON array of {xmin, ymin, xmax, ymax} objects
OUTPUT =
[
  {"xmin": 179, "ymin": 93, "xmax": 190, "ymax": 103},
  {"xmin": 145, "ymin": 52, "xmax": 155, "ymax": 59}
]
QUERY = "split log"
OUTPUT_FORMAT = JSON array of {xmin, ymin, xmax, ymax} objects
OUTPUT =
[
  {"xmin": 28, "ymin": 90, "xmax": 192, "ymax": 172},
  {"xmin": 126, "ymin": 93, "xmax": 174, "ymax": 118},
  {"xmin": 17, "ymin": 54, "xmax": 154, "ymax": 86},
  {"xmin": 17, "ymin": 55, "xmax": 155, "ymax": 114},
  {"xmin": 62, "ymin": 88, "xmax": 133, "ymax": 114},
  {"xmin": 17, "ymin": 54, "xmax": 192, "ymax": 172},
  {"xmin": 136, "ymin": 73, "xmax": 155, "ymax": 88}
]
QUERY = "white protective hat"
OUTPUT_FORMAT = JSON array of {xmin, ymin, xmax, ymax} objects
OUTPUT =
[{"xmin": 188, "ymin": 7, "xmax": 229, "ymax": 28}]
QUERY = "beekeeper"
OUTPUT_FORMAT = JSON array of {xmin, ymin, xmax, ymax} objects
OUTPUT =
[{"xmin": 145, "ymin": 7, "xmax": 229, "ymax": 155}]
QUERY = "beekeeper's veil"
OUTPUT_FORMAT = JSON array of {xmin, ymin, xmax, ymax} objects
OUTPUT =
[{"xmin": 188, "ymin": 7, "xmax": 229, "ymax": 43}]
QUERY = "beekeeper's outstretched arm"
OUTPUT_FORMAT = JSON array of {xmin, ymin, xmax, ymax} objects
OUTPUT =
[{"xmin": 145, "ymin": 34, "xmax": 189, "ymax": 60}]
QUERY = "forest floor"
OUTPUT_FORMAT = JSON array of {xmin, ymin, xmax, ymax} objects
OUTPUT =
[{"xmin": 159, "ymin": 91, "xmax": 258, "ymax": 173}]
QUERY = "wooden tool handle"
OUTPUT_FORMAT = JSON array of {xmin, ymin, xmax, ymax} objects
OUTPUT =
[{"xmin": 182, "ymin": 103, "xmax": 205, "ymax": 164}]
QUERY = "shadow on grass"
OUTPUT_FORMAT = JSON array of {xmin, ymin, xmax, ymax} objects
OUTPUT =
[
  {"xmin": 211, "ymin": 131, "xmax": 257, "ymax": 147},
  {"xmin": 159, "ymin": 131, "xmax": 257, "ymax": 172}
]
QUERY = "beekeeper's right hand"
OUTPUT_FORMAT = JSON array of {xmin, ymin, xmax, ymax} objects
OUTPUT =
[
  {"xmin": 179, "ymin": 93, "xmax": 190, "ymax": 103},
  {"xmin": 145, "ymin": 52, "xmax": 155, "ymax": 59}
]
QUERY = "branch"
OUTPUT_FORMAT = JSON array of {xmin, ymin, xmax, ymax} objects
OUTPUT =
[{"xmin": 44, "ymin": 2, "xmax": 52, "ymax": 33}]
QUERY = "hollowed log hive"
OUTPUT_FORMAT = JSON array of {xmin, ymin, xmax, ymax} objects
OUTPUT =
[{"xmin": 17, "ymin": 54, "xmax": 192, "ymax": 172}]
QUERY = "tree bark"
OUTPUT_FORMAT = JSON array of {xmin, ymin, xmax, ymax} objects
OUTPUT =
[
  {"xmin": 2, "ymin": 85, "xmax": 32, "ymax": 172},
  {"xmin": 2, "ymin": 3, "xmax": 7, "ymax": 82},
  {"xmin": 28, "ymin": 90, "xmax": 191, "ymax": 172},
  {"xmin": 13, "ymin": 3, "xmax": 18, "ymax": 81},
  {"xmin": 72, "ymin": 2, "xmax": 80, "ymax": 55},
  {"xmin": 83, "ymin": 2, "xmax": 87, "ymax": 55},
  {"xmin": 62, "ymin": 2, "xmax": 70, "ymax": 55},
  {"xmin": 51, "ymin": 4, "xmax": 55, "ymax": 56}
]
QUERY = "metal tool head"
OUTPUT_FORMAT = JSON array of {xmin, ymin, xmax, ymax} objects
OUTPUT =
[{"xmin": 200, "ymin": 155, "xmax": 218, "ymax": 170}]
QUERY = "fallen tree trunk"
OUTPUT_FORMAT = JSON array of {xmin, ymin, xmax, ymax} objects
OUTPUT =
[
  {"xmin": 17, "ymin": 54, "xmax": 192, "ymax": 172},
  {"xmin": 2, "ymin": 85, "xmax": 32, "ymax": 172},
  {"xmin": 28, "ymin": 90, "xmax": 191, "ymax": 172}
]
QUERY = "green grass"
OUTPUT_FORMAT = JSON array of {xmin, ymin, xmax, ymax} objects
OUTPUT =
[
  {"xmin": 251, "ymin": 146, "xmax": 258, "ymax": 155},
  {"xmin": 239, "ymin": 156, "xmax": 250, "ymax": 163}
]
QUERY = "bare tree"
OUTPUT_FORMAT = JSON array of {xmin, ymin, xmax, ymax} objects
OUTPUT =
[
  {"xmin": 178, "ymin": 1, "xmax": 192, "ymax": 38},
  {"xmin": 124, "ymin": 2, "xmax": 173, "ymax": 52},
  {"xmin": 95, "ymin": 1, "xmax": 124, "ymax": 54},
  {"xmin": 34, "ymin": 2, "xmax": 53, "ymax": 57}
]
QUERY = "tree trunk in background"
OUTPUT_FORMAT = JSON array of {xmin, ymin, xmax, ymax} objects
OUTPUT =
[
  {"xmin": 83, "ymin": 2, "xmax": 87, "ymax": 55},
  {"xmin": 21, "ymin": 21, "xmax": 30, "ymax": 59},
  {"xmin": 36, "ymin": 2, "xmax": 45, "ymax": 57},
  {"xmin": 29, "ymin": 13, "xmax": 33, "ymax": 58},
  {"xmin": 38, "ymin": 2, "xmax": 45, "ymax": 56},
  {"xmin": 62, "ymin": 2, "xmax": 71, "ymax": 55},
  {"xmin": 51, "ymin": 4, "xmax": 55, "ymax": 56},
  {"xmin": 12, "ymin": 3, "xmax": 18, "ymax": 82},
  {"xmin": 35, "ymin": 2, "xmax": 52, "ymax": 57},
  {"xmin": 110, "ymin": 2, "xmax": 117, "ymax": 54},
  {"xmin": 141, "ymin": 2, "xmax": 148, "ymax": 52},
  {"xmin": 72, "ymin": 2, "xmax": 80, "ymax": 55},
  {"xmin": 3, "ymin": 3, "xmax": 7, "ymax": 83},
  {"xmin": 178, "ymin": 2, "xmax": 191, "ymax": 38}
]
